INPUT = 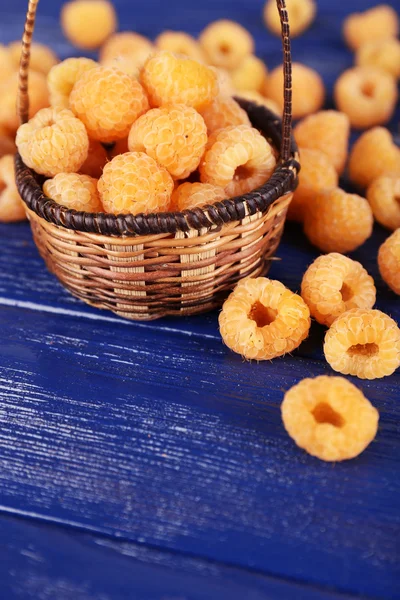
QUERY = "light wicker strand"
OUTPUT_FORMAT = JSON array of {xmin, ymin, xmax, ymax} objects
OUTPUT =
[
  {"xmin": 276, "ymin": 0, "xmax": 293, "ymax": 162},
  {"xmin": 17, "ymin": 0, "xmax": 39, "ymax": 125}
]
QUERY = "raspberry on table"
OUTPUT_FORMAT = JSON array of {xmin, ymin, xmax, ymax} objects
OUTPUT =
[
  {"xmin": 128, "ymin": 104, "xmax": 207, "ymax": 180},
  {"xmin": 171, "ymin": 182, "xmax": 227, "ymax": 211},
  {"xmin": 8, "ymin": 40, "xmax": 58, "ymax": 75},
  {"xmin": 219, "ymin": 277, "xmax": 311, "ymax": 360},
  {"xmin": 348, "ymin": 127, "xmax": 400, "ymax": 189},
  {"xmin": 236, "ymin": 91, "xmax": 280, "ymax": 116},
  {"xmin": 334, "ymin": 66, "xmax": 398, "ymax": 130},
  {"xmin": 378, "ymin": 229, "xmax": 400, "ymax": 295},
  {"xmin": 199, "ymin": 125, "xmax": 276, "ymax": 197},
  {"xmin": 80, "ymin": 139, "xmax": 108, "ymax": 179},
  {"xmin": 343, "ymin": 5, "xmax": 399, "ymax": 51},
  {"xmin": 199, "ymin": 20, "xmax": 254, "ymax": 70},
  {"xmin": 43, "ymin": 173, "xmax": 103, "ymax": 213},
  {"xmin": 200, "ymin": 96, "xmax": 251, "ymax": 135},
  {"xmin": 324, "ymin": 308, "xmax": 400, "ymax": 379},
  {"xmin": 301, "ymin": 253, "xmax": 376, "ymax": 326},
  {"xmin": 281, "ymin": 375, "xmax": 379, "ymax": 462},
  {"xmin": 98, "ymin": 151, "xmax": 174, "ymax": 215},
  {"xmin": 231, "ymin": 55, "xmax": 268, "ymax": 93},
  {"xmin": 70, "ymin": 66, "xmax": 149, "ymax": 143},
  {"xmin": 100, "ymin": 32, "xmax": 154, "ymax": 76},
  {"xmin": 16, "ymin": 107, "xmax": 89, "ymax": 178},
  {"xmin": 356, "ymin": 39, "xmax": 400, "ymax": 80},
  {"xmin": 0, "ymin": 155, "xmax": 27, "ymax": 223},
  {"xmin": 367, "ymin": 175, "xmax": 400, "ymax": 231},
  {"xmin": 303, "ymin": 188, "xmax": 373, "ymax": 254},
  {"xmin": 0, "ymin": 70, "xmax": 49, "ymax": 133},
  {"xmin": 264, "ymin": 0, "xmax": 316, "ymax": 38},
  {"xmin": 140, "ymin": 51, "xmax": 218, "ymax": 111},
  {"xmin": 288, "ymin": 147, "xmax": 338, "ymax": 223},
  {"xmin": 61, "ymin": 0, "xmax": 117, "ymax": 50},
  {"xmin": 0, "ymin": 45, "xmax": 16, "ymax": 84},
  {"xmin": 264, "ymin": 62, "xmax": 325, "ymax": 120},
  {"xmin": 48, "ymin": 57, "xmax": 98, "ymax": 109},
  {"xmin": 294, "ymin": 110, "xmax": 350, "ymax": 175},
  {"xmin": 155, "ymin": 31, "xmax": 205, "ymax": 62}
]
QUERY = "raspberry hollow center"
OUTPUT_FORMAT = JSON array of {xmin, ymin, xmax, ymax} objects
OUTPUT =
[
  {"xmin": 347, "ymin": 342, "xmax": 379, "ymax": 357},
  {"xmin": 219, "ymin": 43, "xmax": 230, "ymax": 55},
  {"xmin": 234, "ymin": 165, "xmax": 253, "ymax": 181},
  {"xmin": 340, "ymin": 282, "xmax": 354, "ymax": 302},
  {"xmin": 248, "ymin": 301, "xmax": 277, "ymax": 327},
  {"xmin": 360, "ymin": 80, "xmax": 376, "ymax": 98},
  {"xmin": 312, "ymin": 402, "xmax": 345, "ymax": 428}
]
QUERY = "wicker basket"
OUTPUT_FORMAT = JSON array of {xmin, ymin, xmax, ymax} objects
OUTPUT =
[{"xmin": 15, "ymin": 0, "xmax": 299, "ymax": 320}]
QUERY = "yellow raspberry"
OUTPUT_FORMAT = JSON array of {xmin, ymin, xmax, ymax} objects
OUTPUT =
[
  {"xmin": 43, "ymin": 173, "xmax": 103, "ymax": 213},
  {"xmin": 213, "ymin": 68, "xmax": 235, "ymax": 96},
  {"xmin": 70, "ymin": 66, "xmax": 148, "ymax": 143},
  {"xmin": 155, "ymin": 31, "xmax": 205, "ymax": 62},
  {"xmin": 236, "ymin": 91, "xmax": 280, "ymax": 116},
  {"xmin": 140, "ymin": 51, "xmax": 218, "ymax": 111},
  {"xmin": 98, "ymin": 152, "xmax": 174, "ymax": 215},
  {"xmin": 219, "ymin": 277, "xmax": 311, "ymax": 361},
  {"xmin": 301, "ymin": 253, "xmax": 376, "ymax": 327},
  {"xmin": 0, "ymin": 155, "xmax": 26, "ymax": 223},
  {"xmin": 288, "ymin": 148, "xmax": 338, "ymax": 223},
  {"xmin": 324, "ymin": 308, "xmax": 400, "ymax": 379},
  {"xmin": 343, "ymin": 5, "xmax": 399, "ymax": 51},
  {"xmin": 294, "ymin": 110, "xmax": 350, "ymax": 175},
  {"xmin": 8, "ymin": 40, "xmax": 58, "ymax": 75},
  {"xmin": 367, "ymin": 175, "xmax": 400, "ymax": 231},
  {"xmin": 231, "ymin": 55, "xmax": 268, "ymax": 93},
  {"xmin": 16, "ymin": 107, "xmax": 89, "ymax": 178},
  {"xmin": 100, "ymin": 32, "xmax": 154, "ymax": 76},
  {"xmin": 264, "ymin": 62, "xmax": 325, "ymax": 120},
  {"xmin": 61, "ymin": 0, "xmax": 117, "ymax": 50},
  {"xmin": 199, "ymin": 20, "xmax": 254, "ymax": 70},
  {"xmin": 264, "ymin": 0, "xmax": 316, "ymax": 38},
  {"xmin": 356, "ymin": 39, "xmax": 400, "ymax": 80},
  {"xmin": 199, "ymin": 125, "xmax": 276, "ymax": 197},
  {"xmin": 281, "ymin": 375, "xmax": 379, "ymax": 462},
  {"xmin": 0, "ymin": 70, "xmax": 49, "ymax": 133},
  {"xmin": 378, "ymin": 229, "xmax": 400, "ymax": 295},
  {"xmin": 80, "ymin": 139, "xmax": 108, "ymax": 179},
  {"xmin": 0, "ymin": 45, "xmax": 15, "ymax": 84},
  {"xmin": 128, "ymin": 104, "xmax": 207, "ymax": 180},
  {"xmin": 48, "ymin": 57, "xmax": 98, "ymax": 109},
  {"xmin": 303, "ymin": 188, "xmax": 373, "ymax": 254},
  {"xmin": 348, "ymin": 127, "xmax": 400, "ymax": 189},
  {"xmin": 200, "ymin": 96, "xmax": 251, "ymax": 135},
  {"xmin": 334, "ymin": 66, "xmax": 398, "ymax": 130},
  {"xmin": 171, "ymin": 182, "xmax": 227, "ymax": 211}
]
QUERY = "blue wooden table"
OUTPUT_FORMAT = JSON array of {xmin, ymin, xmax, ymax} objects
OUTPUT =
[{"xmin": 1, "ymin": 1, "xmax": 399, "ymax": 598}]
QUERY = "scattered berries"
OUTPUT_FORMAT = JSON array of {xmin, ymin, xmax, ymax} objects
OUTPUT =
[
  {"xmin": 43, "ymin": 173, "xmax": 103, "ymax": 212},
  {"xmin": 356, "ymin": 39, "xmax": 400, "ymax": 80},
  {"xmin": 16, "ymin": 107, "xmax": 89, "ymax": 178},
  {"xmin": 367, "ymin": 175, "xmax": 400, "ymax": 231},
  {"xmin": 8, "ymin": 40, "xmax": 58, "ymax": 75},
  {"xmin": 61, "ymin": 0, "xmax": 117, "ymax": 50},
  {"xmin": 171, "ymin": 182, "xmax": 227, "ymax": 211},
  {"xmin": 304, "ymin": 188, "xmax": 373, "ymax": 254},
  {"xmin": 199, "ymin": 125, "xmax": 276, "ymax": 197},
  {"xmin": 264, "ymin": 0, "xmax": 316, "ymax": 38},
  {"xmin": 219, "ymin": 277, "xmax": 311, "ymax": 360},
  {"xmin": 301, "ymin": 253, "xmax": 376, "ymax": 326},
  {"xmin": 231, "ymin": 55, "xmax": 268, "ymax": 93},
  {"xmin": 378, "ymin": 229, "xmax": 400, "ymax": 295},
  {"xmin": 200, "ymin": 96, "xmax": 251, "ymax": 135},
  {"xmin": 324, "ymin": 308, "xmax": 400, "ymax": 379},
  {"xmin": 281, "ymin": 376, "xmax": 379, "ymax": 462},
  {"xmin": 236, "ymin": 91, "xmax": 280, "ymax": 115},
  {"xmin": 199, "ymin": 20, "xmax": 254, "ymax": 70},
  {"xmin": 343, "ymin": 5, "xmax": 399, "ymax": 51},
  {"xmin": 80, "ymin": 139, "xmax": 108, "ymax": 178},
  {"xmin": 155, "ymin": 31, "xmax": 205, "ymax": 62},
  {"xmin": 100, "ymin": 32, "xmax": 154, "ymax": 76},
  {"xmin": 98, "ymin": 152, "xmax": 174, "ymax": 215},
  {"xmin": 70, "ymin": 66, "xmax": 149, "ymax": 143},
  {"xmin": 0, "ymin": 155, "xmax": 26, "ymax": 223},
  {"xmin": 0, "ymin": 70, "xmax": 49, "ymax": 133},
  {"xmin": 348, "ymin": 127, "xmax": 400, "ymax": 189},
  {"xmin": 334, "ymin": 66, "xmax": 398, "ymax": 130},
  {"xmin": 128, "ymin": 104, "xmax": 207, "ymax": 179},
  {"xmin": 48, "ymin": 57, "xmax": 98, "ymax": 109}
]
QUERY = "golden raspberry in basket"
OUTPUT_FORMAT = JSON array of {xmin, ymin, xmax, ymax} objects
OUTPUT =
[
  {"xmin": 367, "ymin": 175, "xmax": 400, "ymax": 231},
  {"xmin": 200, "ymin": 96, "xmax": 251, "ymax": 135},
  {"xmin": 171, "ymin": 182, "xmax": 227, "ymax": 211},
  {"xmin": 0, "ymin": 70, "xmax": 49, "ymax": 133},
  {"xmin": 155, "ymin": 31, "xmax": 205, "ymax": 62},
  {"xmin": 264, "ymin": 0, "xmax": 316, "ymax": 38},
  {"xmin": 378, "ymin": 229, "xmax": 400, "ymax": 295},
  {"xmin": 356, "ymin": 39, "xmax": 400, "ymax": 80},
  {"xmin": 349, "ymin": 127, "xmax": 400, "ymax": 189},
  {"xmin": 199, "ymin": 20, "xmax": 254, "ymax": 70},
  {"xmin": 281, "ymin": 375, "xmax": 379, "ymax": 462},
  {"xmin": 219, "ymin": 278, "xmax": 311, "ymax": 360},
  {"xmin": 0, "ymin": 155, "xmax": 26, "ymax": 223},
  {"xmin": 48, "ymin": 57, "xmax": 98, "ymax": 109},
  {"xmin": 79, "ymin": 139, "xmax": 108, "ymax": 179},
  {"xmin": 8, "ymin": 40, "xmax": 58, "ymax": 75},
  {"xmin": 343, "ymin": 4, "xmax": 399, "ymax": 51},
  {"xmin": 324, "ymin": 308, "xmax": 400, "ymax": 379},
  {"xmin": 43, "ymin": 173, "xmax": 103, "ymax": 213},
  {"xmin": 61, "ymin": 0, "xmax": 117, "ymax": 50},
  {"xmin": 301, "ymin": 253, "xmax": 376, "ymax": 327},
  {"xmin": 231, "ymin": 55, "xmax": 268, "ymax": 93}
]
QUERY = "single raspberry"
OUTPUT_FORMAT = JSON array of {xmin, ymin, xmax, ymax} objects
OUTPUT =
[
  {"xmin": 8, "ymin": 40, "xmax": 58, "ymax": 75},
  {"xmin": 43, "ymin": 173, "xmax": 103, "ymax": 213},
  {"xmin": 334, "ymin": 66, "xmax": 398, "ymax": 130},
  {"xmin": 0, "ymin": 70, "xmax": 49, "ymax": 133},
  {"xmin": 140, "ymin": 51, "xmax": 218, "ymax": 111},
  {"xmin": 304, "ymin": 188, "xmax": 373, "ymax": 254},
  {"xmin": 155, "ymin": 31, "xmax": 205, "ymax": 62},
  {"xmin": 236, "ymin": 91, "xmax": 280, "ymax": 116},
  {"xmin": 0, "ymin": 155, "xmax": 26, "ymax": 223},
  {"xmin": 16, "ymin": 107, "xmax": 89, "ymax": 178},
  {"xmin": 231, "ymin": 55, "xmax": 268, "ymax": 93},
  {"xmin": 288, "ymin": 147, "xmax": 338, "ymax": 222},
  {"xmin": 61, "ymin": 0, "xmax": 117, "ymax": 50},
  {"xmin": 356, "ymin": 39, "xmax": 400, "ymax": 80},
  {"xmin": 378, "ymin": 229, "xmax": 400, "ymax": 295},
  {"xmin": 264, "ymin": 62, "xmax": 325, "ymax": 120},
  {"xmin": 219, "ymin": 277, "xmax": 311, "ymax": 360},
  {"xmin": 98, "ymin": 151, "xmax": 174, "ymax": 215},
  {"xmin": 70, "ymin": 66, "xmax": 149, "ymax": 143},
  {"xmin": 128, "ymin": 104, "xmax": 207, "ymax": 180},
  {"xmin": 48, "ymin": 57, "xmax": 98, "ymax": 109},
  {"xmin": 343, "ymin": 5, "xmax": 399, "ymax": 51},
  {"xmin": 171, "ymin": 182, "xmax": 227, "ymax": 211},
  {"xmin": 100, "ymin": 32, "xmax": 154, "ymax": 76},
  {"xmin": 213, "ymin": 68, "xmax": 235, "ymax": 96},
  {"xmin": 80, "ymin": 139, "xmax": 108, "ymax": 178},
  {"xmin": 348, "ymin": 127, "xmax": 400, "ymax": 189},
  {"xmin": 200, "ymin": 96, "xmax": 251, "ymax": 135},
  {"xmin": 367, "ymin": 175, "xmax": 400, "ymax": 231},
  {"xmin": 324, "ymin": 308, "xmax": 400, "ymax": 379},
  {"xmin": 294, "ymin": 110, "xmax": 350, "ymax": 175},
  {"xmin": 281, "ymin": 375, "xmax": 379, "ymax": 462},
  {"xmin": 0, "ymin": 45, "xmax": 15, "ymax": 84},
  {"xmin": 301, "ymin": 253, "xmax": 376, "ymax": 326},
  {"xmin": 199, "ymin": 20, "xmax": 254, "ymax": 70},
  {"xmin": 199, "ymin": 125, "xmax": 276, "ymax": 197},
  {"xmin": 264, "ymin": 0, "xmax": 316, "ymax": 38}
]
